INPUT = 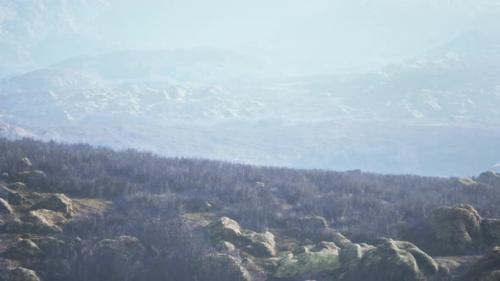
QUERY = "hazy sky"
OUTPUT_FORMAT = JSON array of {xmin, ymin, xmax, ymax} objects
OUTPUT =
[{"xmin": 2, "ymin": 0, "xmax": 500, "ymax": 72}]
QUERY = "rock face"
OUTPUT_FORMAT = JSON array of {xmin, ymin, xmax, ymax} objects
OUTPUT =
[
  {"xmin": 199, "ymin": 254, "xmax": 252, "ymax": 281},
  {"xmin": 429, "ymin": 204, "xmax": 482, "ymax": 255},
  {"xmin": 274, "ymin": 241, "xmax": 341, "ymax": 279},
  {"xmin": 33, "ymin": 194, "xmax": 74, "ymax": 217},
  {"xmin": 0, "ymin": 198, "xmax": 14, "ymax": 214},
  {"xmin": 209, "ymin": 217, "xmax": 277, "ymax": 257},
  {"xmin": 458, "ymin": 247, "xmax": 500, "ymax": 281},
  {"xmin": 81, "ymin": 236, "xmax": 145, "ymax": 281},
  {"xmin": 343, "ymin": 239, "xmax": 438, "ymax": 281},
  {"xmin": 0, "ymin": 267, "xmax": 42, "ymax": 281}
]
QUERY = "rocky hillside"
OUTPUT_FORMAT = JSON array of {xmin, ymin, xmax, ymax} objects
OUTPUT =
[{"xmin": 1, "ymin": 137, "xmax": 500, "ymax": 280}]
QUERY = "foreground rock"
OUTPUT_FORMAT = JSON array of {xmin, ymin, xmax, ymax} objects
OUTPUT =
[
  {"xmin": 33, "ymin": 194, "xmax": 74, "ymax": 217},
  {"xmin": 409, "ymin": 204, "xmax": 500, "ymax": 256},
  {"xmin": 429, "ymin": 204, "xmax": 482, "ymax": 255},
  {"xmin": 342, "ymin": 239, "xmax": 438, "ymax": 281},
  {"xmin": 209, "ymin": 217, "xmax": 277, "ymax": 257},
  {"xmin": 80, "ymin": 236, "xmax": 146, "ymax": 281},
  {"xmin": 199, "ymin": 253, "xmax": 252, "ymax": 281},
  {"xmin": 274, "ymin": 241, "xmax": 341, "ymax": 279},
  {"xmin": 458, "ymin": 247, "xmax": 500, "ymax": 281}
]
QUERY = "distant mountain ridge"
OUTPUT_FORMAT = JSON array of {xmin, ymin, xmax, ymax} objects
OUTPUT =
[{"xmin": 1, "ymin": 32, "xmax": 499, "ymax": 176}]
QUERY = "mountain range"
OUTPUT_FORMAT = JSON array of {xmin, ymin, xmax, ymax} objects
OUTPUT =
[{"xmin": 1, "ymin": 31, "xmax": 499, "ymax": 176}]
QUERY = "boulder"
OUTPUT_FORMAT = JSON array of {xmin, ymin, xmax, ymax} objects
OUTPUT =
[
  {"xmin": 3, "ymin": 239, "xmax": 42, "ymax": 259},
  {"xmin": 18, "ymin": 170, "xmax": 47, "ymax": 188},
  {"xmin": 199, "ymin": 253, "xmax": 252, "ymax": 281},
  {"xmin": 20, "ymin": 158, "xmax": 33, "ymax": 168},
  {"xmin": 458, "ymin": 247, "xmax": 500, "ymax": 281},
  {"xmin": 0, "ymin": 267, "xmax": 41, "ymax": 281},
  {"xmin": 0, "ymin": 198, "xmax": 13, "ymax": 214},
  {"xmin": 429, "ymin": 204, "xmax": 482, "ymax": 255},
  {"xmin": 22, "ymin": 209, "xmax": 64, "ymax": 234},
  {"xmin": 33, "ymin": 194, "xmax": 74, "ymax": 216},
  {"xmin": 238, "ymin": 230, "xmax": 277, "ymax": 257},
  {"xmin": 339, "ymin": 243, "xmax": 375, "ymax": 271},
  {"xmin": 81, "ymin": 236, "xmax": 145, "ymax": 281},
  {"xmin": 210, "ymin": 217, "xmax": 242, "ymax": 241},
  {"xmin": 209, "ymin": 217, "xmax": 277, "ymax": 257},
  {"xmin": 343, "ymin": 239, "xmax": 438, "ymax": 281},
  {"xmin": 274, "ymin": 241, "xmax": 341, "ymax": 279}
]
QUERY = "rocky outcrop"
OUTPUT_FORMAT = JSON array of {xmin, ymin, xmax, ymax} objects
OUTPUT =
[
  {"xmin": 429, "ymin": 204, "xmax": 482, "ymax": 255},
  {"xmin": 458, "ymin": 247, "xmax": 500, "ymax": 281},
  {"xmin": 273, "ymin": 241, "xmax": 341, "ymax": 279},
  {"xmin": 342, "ymin": 239, "xmax": 438, "ymax": 281},
  {"xmin": 209, "ymin": 217, "xmax": 277, "ymax": 257},
  {"xmin": 33, "ymin": 194, "xmax": 74, "ymax": 217},
  {"xmin": 198, "ymin": 253, "xmax": 252, "ymax": 281}
]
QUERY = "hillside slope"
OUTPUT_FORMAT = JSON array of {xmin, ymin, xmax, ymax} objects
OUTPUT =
[{"xmin": 1, "ymin": 138, "xmax": 500, "ymax": 280}]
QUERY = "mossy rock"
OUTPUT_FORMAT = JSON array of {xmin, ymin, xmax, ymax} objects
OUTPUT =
[
  {"xmin": 209, "ymin": 217, "xmax": 277, "ymax": 257},
  {"xmin": 343, "ymin": 239, "xmax": 438, "ymax": 281},
  {"xmin": 32, "ymin": 194, "xmax": 74, "ymax": 217},
  {"xmin": 274, "ymin": 242, "xmax": 341, "ymax": 278}
]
